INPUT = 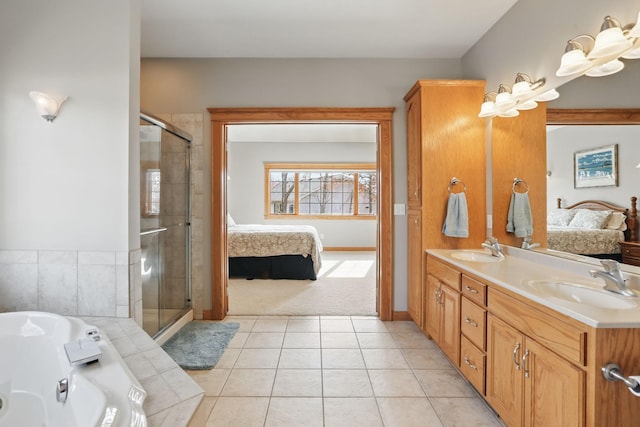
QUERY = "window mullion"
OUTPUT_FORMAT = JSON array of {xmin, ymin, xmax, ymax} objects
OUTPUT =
[
  {"xmin": 294, "ymin": 172, "xmax": 300, "ymax": 215},
  {"xmin": 353, "ymin": 172, "xmax": 359, "ymax": 216}
]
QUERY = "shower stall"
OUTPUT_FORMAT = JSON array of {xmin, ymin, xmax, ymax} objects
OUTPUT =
[{"xmin": 139, "ymin": 112, "xmax": 192, "ymax": 338}]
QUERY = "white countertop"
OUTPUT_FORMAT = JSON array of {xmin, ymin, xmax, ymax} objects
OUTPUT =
[{"xmin": 426, "ymin": 246, "xmax": 640, "ymax": 328}]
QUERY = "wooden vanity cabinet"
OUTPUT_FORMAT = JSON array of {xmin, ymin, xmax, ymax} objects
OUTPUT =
[
  {"xmin": 407, "ymin": 210, "xmax": 423, "ymax": 325},
  {"xmin": 459, "ymin": 276, "xmax": 488, "ymax": 394},
  {"xmin": 425, "ymin": 256, "xmax": 461, "ymax": 365}
]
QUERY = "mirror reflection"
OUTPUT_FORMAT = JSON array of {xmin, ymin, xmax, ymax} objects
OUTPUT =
[{"xmin": 545, "ymin": 112, "xmax": 640, "ymax": 267}]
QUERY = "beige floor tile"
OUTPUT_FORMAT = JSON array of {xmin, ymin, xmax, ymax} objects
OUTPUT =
[
  {"xmin": 376, "ymin": 397, "xmax": 444, "ymax": 427},
  {"xmin": 352, "ymin": 318, "xmax": 389, "ymax": 332},
  {"xmin": 321, "ymin": 318, "xmax": 355, "ymax": 332},
  {"xmin": 323, "ymin": 369, "xmax": 373, "ymax": 397},
  {"xmin": 414, "ymin": 369, "xmax": 477, "ymax": 397},
  {"xmin": 187, "ymin": 369, "xmax": 231, "ymax": 396},
  {"xmin": 357, "ymin": 332, "xmax": 398, "ymax": 349},
  {"xmin": 368, "ymin": 369, "xmax": 425, "ymax": 397},
  {"xmin": 253, "ymin": 318, "xmax": 288, "ymax": 332},
  {"xmin": 244, "ymin": 332, "xmax": 285, "ymax": 348},
  {"xmin": 383, "ymin": 321, "xmax": 422, "ymax": 334},
  {"xmin": 206, "ymin": 396, "xmax": 269, "ymax": 426},
  {"xmin": 187, "ymin": 396, "xmax": 216, "ymax": 427},
  {"xmin": 430, "ymin": 397, "xmax": 503, "ymax": 427},
  {"xmin": 321, "ymin": 332, "xmax": 359, "ymax": 348},
  {"xmin": 220, "ymin": 369, "xmax": 276, "ymax": 396},
  {"xmin": 401, "ymin": 348, "xmax": 453, "ymax": 370},
  {"xmin": 223, "ymin": 316, "xmax": 256, "ymax": 332},
  {"xmin": 226, "ymin": 332, "xmax": 249, "ymax": 348},
  {"xmin": 265, "ymin": 397, "xmax": 324, "ymax": 427},
  {"xmin": 271, "ymin": 369, "xmax": 322, "ymax": 397},
  {"xmin": 286, "ymin": 318, "xmax": 320, "ymax": 332},
  {"xmin": 282, "ymin": 332, "xmax": 320, "ymax": 348},
  {"xmin": 323, "ymin": 397, "xmax": 383, "ymax": 427},
  {"xmin": 322, "ymin": 348, "xmax": 365, "ymax": 369},
  {"xmin": 392, "ymin": 331, "xmax": 437, "ymax": 349},
  {"xmin": 278, "ymin": 348, "xmax": 322, "ymax": 369},
  {"xmin": 213, "ymin": 348, "xmax": 241, "ymax": 369},
  {"xmin": 361, "ymin": 348, "xmax": 410, "ymax": 369},
  {"xmin": 234, "ymin": 348, "xmax": 281, "ymax": 369}
]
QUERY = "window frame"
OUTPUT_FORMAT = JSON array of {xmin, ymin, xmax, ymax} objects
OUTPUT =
[{"xmin": 264, "ymin": 162, "xmax": 377, "ymax": 220}]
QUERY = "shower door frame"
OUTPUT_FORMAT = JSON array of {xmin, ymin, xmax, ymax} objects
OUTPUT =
[{"xmin": 207, "ymin": 107, "xmax": 395, "ymax": 321}]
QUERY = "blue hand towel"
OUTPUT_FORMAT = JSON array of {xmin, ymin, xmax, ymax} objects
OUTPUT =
[
  {"xmin": 506, "ymin": 192, "xmax": 533, "ymax": 238},
  {"xmin": 442, "ymin": 192, "xmax": 469, "ymax": 238}
]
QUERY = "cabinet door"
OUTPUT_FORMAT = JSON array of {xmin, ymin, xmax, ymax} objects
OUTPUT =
[
  {"xmin": 523, "ymin": 339, "xmax": 585, "ymax": 427},
  {"xmin": 439, "ymin": 283, "xmax": 460, "ymax": 366},
  {"xmin": 424, "ymin": 274, "xmax": 441, "ymax": 341},
  {"xmin": 486, "ymin": 314, "xmax": 524, "ymax": 427},
  {"xmin": 407, "ymin": 210, "xmax": 423, "ymax": 325},
  {"xmin": 406, "ymin": 93, "xmax": 422, "ymax": 208}
]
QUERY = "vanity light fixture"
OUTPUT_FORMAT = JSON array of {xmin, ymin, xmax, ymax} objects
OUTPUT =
[
  {"xmin": 479, "ymin": 74, "xmax": 558, "ymax": 118},
  {"xmin": 556, "ymin": 12, "xmax": 640, "ymax": 78},
  {"xmin": 29, "ymin": 91, "xmax": 68, "ymax": 122},
  {"xmin": 494, "ymin": 84, "xmax": 516, "ymax": 110},
  {"xmin": 478, "ymin": 92, "xmax": 497, "ymax": 118}
]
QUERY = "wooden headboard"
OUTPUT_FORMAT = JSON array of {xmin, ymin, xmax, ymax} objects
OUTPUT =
[{"xmin": 556, "ymin": 196, "xmax": 638, "ymax": 242}]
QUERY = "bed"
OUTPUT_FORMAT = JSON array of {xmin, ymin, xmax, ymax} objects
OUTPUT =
[
  {"xmin": 227, "ymin": 222, "xmax": 323, "ymax": 280},
  {"xmin": 547, "ymin": 197, "xmax": 638, "ymax": 258}
]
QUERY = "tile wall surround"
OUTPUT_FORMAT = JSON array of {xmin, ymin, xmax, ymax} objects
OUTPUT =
[{"xmin": 0, "ymin": 113, "xmax": 204, "ymax": 325}]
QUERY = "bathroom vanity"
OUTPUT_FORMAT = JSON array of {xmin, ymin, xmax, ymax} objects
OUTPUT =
[{"xmin": 423, "ymin": 247, "xmax": 640, "ymax": 427}]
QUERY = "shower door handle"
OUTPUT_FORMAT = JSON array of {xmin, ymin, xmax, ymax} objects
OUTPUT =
[{"xmin": 140, "ymin": 227, "xmax": 168, "ymax": 236}]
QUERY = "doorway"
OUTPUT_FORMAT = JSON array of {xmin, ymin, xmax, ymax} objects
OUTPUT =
[{"xmin": 208, "ymin": 107, "xmax": 395, "ymax": 320}]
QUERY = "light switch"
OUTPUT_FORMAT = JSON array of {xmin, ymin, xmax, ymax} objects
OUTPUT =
[{"xmin": 394, "ymin": 203, "xmax": 406, "ymax": 215}]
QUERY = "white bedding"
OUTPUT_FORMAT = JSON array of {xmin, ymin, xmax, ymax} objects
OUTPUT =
[{"xmin": 228, "ymin": 224, "xmax": 323, "ymax": 274}]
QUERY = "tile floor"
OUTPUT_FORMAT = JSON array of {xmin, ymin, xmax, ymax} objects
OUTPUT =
[{"xmin": 185, "ymin": 316, "xmax": 504, "ymax": 427}]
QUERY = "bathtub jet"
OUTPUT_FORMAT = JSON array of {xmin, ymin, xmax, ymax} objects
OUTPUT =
[{"xmin": 0, "ymin": 311, "xmax": 147, "ymax": 427}]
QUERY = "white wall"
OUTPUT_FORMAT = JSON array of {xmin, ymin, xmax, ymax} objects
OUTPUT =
[
  {"xmin": 0, "ymin": 1, "xmax": 141, "ymax": 319},
  {"xmin": 547, "ymin": 126, "xmax": 640, "ymax": 211},
  {"xmin": 227, "ymin": 139, "xmax": 377, "ymax": 247},
  {"xmin": 141, "ymin": 57, "xmax": 463, "ymax": 312}
]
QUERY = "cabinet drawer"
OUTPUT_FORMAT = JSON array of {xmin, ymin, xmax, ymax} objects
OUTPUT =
[
  {"xmin": 461, "ymin": 297, "xmax": 486, "ymax": 350},
  {"xmin": 488, "ymin": 288, "xmax": 587, "ymax": 366},
  {"xmin": 461, "ymin": 275, "xmax": 487, "ymax": 306},
  {"xmin": 460, "ymin": 335, "xmax": 485, "ymax": 395},
  {"xmin": 427, "ymin": 257, "xmax": 461, "ymax": 291}
]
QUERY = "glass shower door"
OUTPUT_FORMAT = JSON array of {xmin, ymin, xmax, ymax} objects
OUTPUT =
[{"xmin": 140, "ymin": 114, "xmax": 191, "ymax": 337}]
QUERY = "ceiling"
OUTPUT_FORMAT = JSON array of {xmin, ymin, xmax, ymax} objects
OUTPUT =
[{"xmin": 140, "ymin": 0, "xmax": 518, "ymax": 59}]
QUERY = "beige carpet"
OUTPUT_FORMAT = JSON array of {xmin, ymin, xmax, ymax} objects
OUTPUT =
[{"xmin": 227, "ymin": 251, "xmax": 376, "ymax": 316}]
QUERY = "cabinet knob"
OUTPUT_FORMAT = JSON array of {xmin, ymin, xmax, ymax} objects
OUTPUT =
[
  {"xmin": 464, "ymin": 357, "xmax": 478, "ymax": 370},
  {"xmin": 513, "ymin": 342, "xmax": 521, "ymax": 370}
]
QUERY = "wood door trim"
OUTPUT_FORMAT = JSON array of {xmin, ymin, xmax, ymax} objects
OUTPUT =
[
  {"xmin": 208, "ymin": 107, "xmax": 395, "ymax": 320},
  {"xmin": 547, "ymin": 108, "xmax": 640, "ymax": 125}
]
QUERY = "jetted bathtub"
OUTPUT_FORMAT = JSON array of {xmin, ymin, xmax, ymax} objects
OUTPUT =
[{"xmin": 0, "ymin": 311, "xmax": 147, "ymax": 427}]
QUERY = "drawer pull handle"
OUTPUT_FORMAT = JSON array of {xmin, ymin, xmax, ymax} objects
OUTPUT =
[
  {"xmin": 464, "ymin": 357, "xmax": 477, "ymax": 370},
  {"xmin": 513, "ymin": 342, "xmax": 521, "ymax": 370},
  {"xmin": 464, "ymin": 285, "xmax": 478, "ymax": 294},
  {"xmin": 522, "ymin": 349, "xmax": 530, "ymax": 378},
  {"xmin": 464, "ymin": 317, "xmax": 478, "ymax": 327}
]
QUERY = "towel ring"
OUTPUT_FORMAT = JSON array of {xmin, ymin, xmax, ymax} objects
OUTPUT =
[
  {"xmin": 448, "ymin": 177, "xmax": 467, "ymax": 193},
  {"xmin": 513, "ymin": 178, "xmax": 529, "ymax": 194}
]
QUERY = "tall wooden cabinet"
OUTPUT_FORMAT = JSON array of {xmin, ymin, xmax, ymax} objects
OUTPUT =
[{"xmin": 404, "ymin": 80, "xmax": 487, "ymax": 326}]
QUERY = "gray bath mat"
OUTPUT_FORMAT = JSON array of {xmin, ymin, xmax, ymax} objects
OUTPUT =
[{"xmin": 161, "ymin": 321, "xmax": 239, "ymax": 370}]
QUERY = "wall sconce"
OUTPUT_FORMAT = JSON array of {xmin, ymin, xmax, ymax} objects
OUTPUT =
[
  {"xmin": 29, "ymin": 91, "xmax": 68, "ymax": 122},
  {"xmin": 556, "ymin": 13, "xmax": 640, "ymax": 78},
  {"xmin": 478, "ymin": 74, "xmax": 558, "ymax": 118}
]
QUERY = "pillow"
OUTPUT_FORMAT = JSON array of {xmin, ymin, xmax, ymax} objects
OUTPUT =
[
  {"xmin": 605, "ymin": 212, "xmax": 627, "ymax": 230},
  {"xmin": 568, "ymin": 209, "xmax": 612, "ymax": 229},
  {"xmin": 547, "ymin": 209, "xmax": 577, "ymax": 227},
  {"xmin": 227, "ymin": 213, "xmax": 236, "ymax": 226}
]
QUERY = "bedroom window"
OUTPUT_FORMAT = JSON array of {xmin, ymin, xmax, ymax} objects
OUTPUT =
[{"xmin": 265, "ymin": 163, "xmax": 377, "ymax": 219}]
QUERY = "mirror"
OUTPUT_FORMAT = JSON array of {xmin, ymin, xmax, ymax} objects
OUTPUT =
[{"xmin": 545, "ymin": 108, "xmax": 640, "ymax": 267}]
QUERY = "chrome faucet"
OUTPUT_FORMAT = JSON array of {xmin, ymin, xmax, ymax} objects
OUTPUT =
[
  {"xmin": 482, "ymin": 237, "xmax": 505, "ymax": 258},
  {"xmin": 521, "ymin": 236, "xmax": 540, "ymax": 250},
  {"xmin": 56, "ymin": 378, "xmax": 68, "ymax": 403},
  {"xmin": 589, "ymin": 260, "xmax": 637, "ymax": 297}
]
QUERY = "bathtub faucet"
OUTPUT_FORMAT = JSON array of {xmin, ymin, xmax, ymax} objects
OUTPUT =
[
  {"xmin": 56, "ymin": 378, "xmax": 68, "ymax": 403},
  {"xmin": 589, "ymin": 260, "xmax": 637, "ymax": 297}
]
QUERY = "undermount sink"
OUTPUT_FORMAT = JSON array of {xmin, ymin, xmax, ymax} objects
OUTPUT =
[
  {"xmin": 525, "ymin": 280, "xmax": 638, "ymax": 310},
  {"xmin": 449, "ymin": 250, "xmax": 504, "ymax": 263}
]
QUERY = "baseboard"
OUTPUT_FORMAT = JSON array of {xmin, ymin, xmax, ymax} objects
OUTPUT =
[
  {"xmin": 323, "ymin": 247, "xmax": 376, "ymax": 251},
  {"xmin": 392, "ymin": 311, "xmax": 411, "ymax": 321},
  {"xmin": 154, "ymin": 309, "xmax": 194, "ymax": 346}
]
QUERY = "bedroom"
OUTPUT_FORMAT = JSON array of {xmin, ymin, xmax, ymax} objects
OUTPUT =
[
  {"xmin": 225, "ymin": 123, "xmax": 378, "ymax": 315},
  {"xmin": 546, "ymin": 113, "xmax": 640, "ymax": 262}
]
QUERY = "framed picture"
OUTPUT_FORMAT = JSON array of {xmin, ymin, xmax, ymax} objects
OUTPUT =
[{"xmin": 574, "ymin": 144, "xmax": 618, "ymax": 189}]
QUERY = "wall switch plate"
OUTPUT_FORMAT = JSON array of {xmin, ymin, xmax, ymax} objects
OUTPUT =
[
  {"xmin": 394, "ymin": 203, "xmax": 406, "ymax": 215},
  {"xmin": 487, "ymin": 214, "xmax": 493, "ymax": 228}
]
